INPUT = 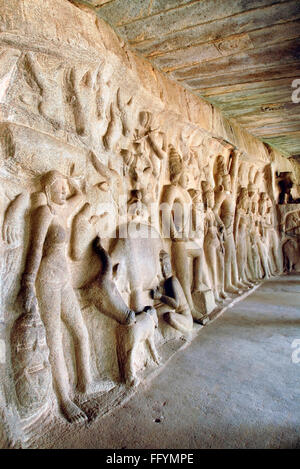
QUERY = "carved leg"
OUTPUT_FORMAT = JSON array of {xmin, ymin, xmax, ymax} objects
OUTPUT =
[
  {"xmin": 216, "ymin": 250, "xmax": 228, "ymax": 300},
  {"xmin": 124, "ymin": 346, "xmax": 139, "ymax": 387},
  {"xmin": 146, "ymin": 336, "xmax": 160, "ymax": 365},
  {"xmin": 37, "ymin": 282, "xmax": 87, "ymax": 423},
  {"xmin": 194, "ymin": 250, "xmax": 211, "ymax": 291},
  {"xmin": 272, "ymin": 234, "xmax": 283, "ymax": 273},
  {"xmin": 237, "ymin": 238, "xmax": 252, "ymax": 287},
  {"xmin": 246, "ymin": 239, "xmax": 255, "ymax": 280},
  {"xmin": 229, "ymin": 236, "xmax": 244, "ymax": 289},
  {"xmin": 61, "ymin": 284, "xmax": 92, "ymax": 394},
  {"xmin": 257, "ymin": 242, "xmax": 271, "ymax": 279},
  {"xmin": 224, "ymin": 238, "xmax": 240, "ymax": 293},
  {"xmin": 172, "ymin": 242, "xmax": 196, "ymax": 314},
  {"xmin": 116, "ymin": 330, "xmax": 125, "ymax": 382},
  {"xmin": 205, "ymin": 245, "xmax": 226, "ymax": 302},
  {"xmin": 164, "ymin": 311, "xmax": 193, "ymax": 334}
]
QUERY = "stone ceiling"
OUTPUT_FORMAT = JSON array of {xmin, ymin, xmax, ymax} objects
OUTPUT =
[{"xmin": 70, "ymin": 0, "xmax": 300, "ymax": 158}]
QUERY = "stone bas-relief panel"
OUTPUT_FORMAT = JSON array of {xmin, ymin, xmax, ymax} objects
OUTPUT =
[{"xmin": 0, "ymin": 0, "xmax": 299, "ymax": 448}]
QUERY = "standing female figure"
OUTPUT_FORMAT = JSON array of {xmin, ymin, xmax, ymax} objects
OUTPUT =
[{"xmin": 22, "ymin": 170, "xmax": 95, "ymax": 423}]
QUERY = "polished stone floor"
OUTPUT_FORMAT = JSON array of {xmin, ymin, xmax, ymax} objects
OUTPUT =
[{"xmin": 46, "ymin": 274, "xmax": 300, "ymax": 449}]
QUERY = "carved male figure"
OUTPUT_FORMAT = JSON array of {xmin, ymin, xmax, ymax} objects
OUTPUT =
[
  {"xmin": 202, "ymin": 182, "xmax": 227, "ymax": 302},
  {"xmin": 160, "ymin": 145, "xmax": 205, "ymax": 320},
  {"xmin": 234, "ymin": 187, "xmax": 253, "ymax": 287},
  {"xmin": 249, "ymin": 190, "xmax": 271, "ymax": 279},
  {"xmin": 213, "ymin": 150, "xmax": 245, "ymax": 293},
  {"xmin": 152, "ymin": 250, "xmax": 193, "ymax": 333},
  {"xmin": 259, "ymin": 192, "xmax": 283, "ymax": 275},
  {"xmin": 188, "ymin": 188, "xmax": 211, "ymax": 292}
]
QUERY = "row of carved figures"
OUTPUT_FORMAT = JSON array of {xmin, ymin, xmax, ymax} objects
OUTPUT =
[
  {"xmin": 0, "ymin": 145, "xmax": 292, "ymax": 430},
  {"xmin": 159, "ymin": 146, "xmax": 283, "ymax": 321}
]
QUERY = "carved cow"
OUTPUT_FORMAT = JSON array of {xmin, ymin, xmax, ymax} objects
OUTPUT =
[{"xmin": 109, "ymin": 222, "xmax": 163, "ymax": 312}]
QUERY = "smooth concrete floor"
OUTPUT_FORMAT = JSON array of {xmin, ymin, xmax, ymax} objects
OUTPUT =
[{"xmin": 50, "ymin": 274, "xmax": 300, "ymax": 449}]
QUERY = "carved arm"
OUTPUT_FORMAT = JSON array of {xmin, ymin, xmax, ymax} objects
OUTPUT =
[{"xmin": 22, "ymin": 205, "xmax": 52, "ymax": 311}]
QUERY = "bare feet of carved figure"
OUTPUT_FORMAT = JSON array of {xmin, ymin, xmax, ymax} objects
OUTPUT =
[
  {"xmin": 226, "ymin": 285, "xmax": 242, "ymax": 295},
  {"xmin": 61, "ymin": 400, "xmax": 88, "ymax": 424},
  {"xmin": 191, "ymin": 309, "xmax": 204, "ymax": 321},
  {"xmin": 262, "ymin": 273, "xmax": 271, "ymax": 280},
  {"xmin": 198, "ymin": 315, "xmax": 210, "ymax": 325},
  {"xmin": 216, "ymin": 290, "xmax": 228, "ymax": 302},
  {"xmin": 241, "ymin": 279, "xmax": 253, "ymax": 288},
  {"xmin": 127, "ymin": 375, "xmax": 140, "ymax": 388}
]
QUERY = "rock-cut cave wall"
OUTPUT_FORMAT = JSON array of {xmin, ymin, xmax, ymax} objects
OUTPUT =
[{"xmin": 0, "ymin": 0, "xmax": 299, "ymax": 448}]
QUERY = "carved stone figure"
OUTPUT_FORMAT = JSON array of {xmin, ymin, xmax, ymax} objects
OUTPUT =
[
  {"xmin": 284, "ymin": 210, "xmax": 300, "ymax": 237},
  {"xmin": 109, "ymin": 222, "xmax": 163, "ymax": 313},
  {"xmin": 283, "ymin": 238, "xmax": 300, "ymax": 272},
  {"xmin": 65, "ymin": 65, "xmax": 102, "ymax": 138},
  {"xmin": 132, "ymin": 111, "xmax": 166, "ymax": 179},
  {"xmin": 234, "ymin": 188, "xmax": 253, "ymax": 287},
  {"xmin": 20, "ymin": 52, "xmax": 65, "ymax": 130},
  {"xmin": 127, "ymin": 189, "xmax": 149, "ymax": 223},
  {"xmin": 89, "ymin": 150, "xmax": 123, "ymax": 205},
  {"xmin": 0, "ymin": 193, "xmax": 28, "ymax": 316},
  {"xmin": 102, "ymin": 88, "xmax": 133, "ymax": 151},
  {"xmin": 188, "ymin": 188, "xmax": 211, "ymax": 292},
  {"xmin": 103, "ymin": 101, "xmax": 122, "ymax": 151},
  {"xmin": 160, "ymin": 145, "xmax": 205, "ymax": 320},
  {"xmin": 11, "ymin": 303, "xmax": 52, "ymax": 419},
  {"xmin": 122, "ymin": 112, "xmax": 166, "ymax": 213},
  {"xmin": 0, "ymin": 0, "xmax": 298, "ymax": 447},
  {"xmin": 213, "ymin": 150, "xmax": 245, "ymax": 293},
  {"xmin": 116, "ymin": 307, "xmax": 160, "ymax": 387},
  {"xmin": 259, "ymin": 192, "xmax": 283, "ymax": 275},
  {"xmin": 70, "ymin": 202, "xmax": 107, "ymax": 261},
  {"xmin": 152, "ymin": 250, "xmax": 193, "ymax": 333},
  {"xmin": 250, "ymin": 191, "xmax": 272, "ymax": 279},
  {"xmin": 246, "ymin": 184, "xmax": 262, "ymax": 280},
  {"xmin": 276, "ymin": 172, "xmax": 294, "ymax": 204},
  {"xmin": 281, "ymin": 208, "xmax": 300, "ymax": 272},
  {"xmin": 202, "ymin": 182, "xmax": 227, "ymax": 302},
  {"xmin": 85, "ymin": 236, "xmax": 136, "ymax": 325},
  {"xmin": 21, "ymin": 170, "xmax": 97, "ymax": 423}
]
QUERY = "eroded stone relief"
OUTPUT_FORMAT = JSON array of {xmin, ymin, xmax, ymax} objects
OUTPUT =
[{"xmin": 0, "ymin": 0, "xmax": 299, "ymax": 448}]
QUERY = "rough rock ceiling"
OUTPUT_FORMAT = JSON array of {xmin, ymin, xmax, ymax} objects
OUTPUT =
[{"xmin": 71, "ymin": 0, "xmax": 300, "ymax": 158}]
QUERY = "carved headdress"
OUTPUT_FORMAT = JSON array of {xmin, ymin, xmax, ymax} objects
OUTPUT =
[{"xmin": 168, "ymin": 145, "xmax": 183, "ymax": 183}]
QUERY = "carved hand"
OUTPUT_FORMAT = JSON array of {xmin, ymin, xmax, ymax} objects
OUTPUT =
[
  {"xmin": 2, "ymin": 193, "xmax": 28, "ymax": 245},
  {"xmin": 152, "ymin": 287, "xmax": 162, "ymax": 300},
  {"xmin": 218, "ymin": 221, "xmax": 225, "ymax": 233},
  {"xmin": 24, "ymin": 286, "xmax": 38, "ymax": 313},
  {"xmin": 2, "ymin": 220, "xmax": 19, "ymax": 245}
]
